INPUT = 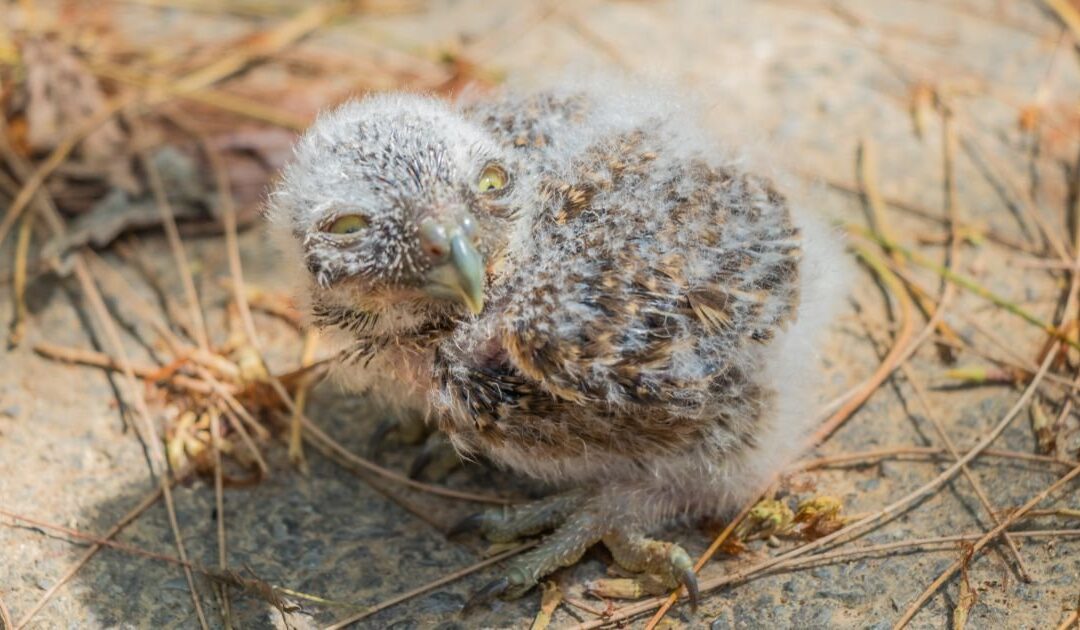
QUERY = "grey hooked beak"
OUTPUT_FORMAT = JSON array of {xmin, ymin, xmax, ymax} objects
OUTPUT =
[{"xmin": 419, "ymin": 215, "xmax": 485, "ymax": 315}]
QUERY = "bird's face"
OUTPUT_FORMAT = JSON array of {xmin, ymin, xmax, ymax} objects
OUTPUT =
[{"xmin": 270, "ymin": 95, "xmax": 518, "ymax": 318}]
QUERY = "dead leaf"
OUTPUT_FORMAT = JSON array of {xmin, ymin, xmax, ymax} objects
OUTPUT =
[
  {"xmin": 42, "ymin": 146, "xmax": 214, "ymax": 258},
  {"xmin": 735, "ymin": 498, "xmax": 794, "ymax": 541},
  {"xmin": 793, "ymin": 496, "xmax": 847, "ymax": 540},
  {"xmin": 14, "ymin": 37, "xmax": 138, "ymax": 198}
]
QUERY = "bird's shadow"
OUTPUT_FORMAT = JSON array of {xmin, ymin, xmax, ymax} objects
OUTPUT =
[{"xmin": 68, "ymin": 384, "xmax": 559, "ymax": 628}]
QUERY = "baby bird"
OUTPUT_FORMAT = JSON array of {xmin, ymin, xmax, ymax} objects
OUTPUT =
[{"xmin": 266, "ymin": 80, "xmax": 844, "ymax": 609}]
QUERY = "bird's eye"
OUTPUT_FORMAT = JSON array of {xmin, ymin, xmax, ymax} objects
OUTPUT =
[
  {"xmin": 477, "ymin": 164, "xmax": 508, "ymax": 193},
  {"xmin": 325, "ymin": 215, "xmax": 368, "ymax": 235}
]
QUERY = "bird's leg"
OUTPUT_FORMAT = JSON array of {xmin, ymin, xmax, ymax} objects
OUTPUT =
[
  {"xmin": 462, "ymin": 494, "xmax": 604, "ymax": 611},
  {"xmin": 588, "ymin": 527, "xmax": 698, "ymax": 604},
  {"xmin": 450, "ymin": 490, "xmax": 587, "ymax": 542},
  {"xmin": 460, "ymin": 491, "xmax": 699, "ymax": 611}
]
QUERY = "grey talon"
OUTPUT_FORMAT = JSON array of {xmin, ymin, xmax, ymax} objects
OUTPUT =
[{"xmin": 678, "ymin": 567, "xmax": 700, "ymax": 610}]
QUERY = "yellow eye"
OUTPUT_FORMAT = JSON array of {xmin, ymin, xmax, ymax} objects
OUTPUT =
[
  {"xmin": 477, "ymin": 165, "xmax": 508, "ymax": 193},
  {"xmin": 326, "ymin": 215, "xmax": 368, "ymax": 235}
]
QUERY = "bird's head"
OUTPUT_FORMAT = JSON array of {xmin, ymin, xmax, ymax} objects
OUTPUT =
[{"xmin": 267, "ymin": 94, "xmax": 518, "ymax": 322}]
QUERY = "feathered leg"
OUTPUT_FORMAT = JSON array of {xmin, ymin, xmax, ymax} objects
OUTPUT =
[{"xmin": 458, "ymin": 489, "xmax": 698, "ymax": 611}]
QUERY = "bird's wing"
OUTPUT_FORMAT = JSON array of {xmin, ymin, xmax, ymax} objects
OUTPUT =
[{"xmin": 493, "ymin": 130, "xmax": 804, "ymax": 418}]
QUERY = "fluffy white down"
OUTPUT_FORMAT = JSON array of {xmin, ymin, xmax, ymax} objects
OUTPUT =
[{"xmin": 267, "ymin": 78, "xmax": 850, "ymax": 526}]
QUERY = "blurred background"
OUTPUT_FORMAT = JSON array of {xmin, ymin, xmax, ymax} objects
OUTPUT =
[{"xmin": 1, "ymin": 1, "xmax": 1080, "ymax": 628}]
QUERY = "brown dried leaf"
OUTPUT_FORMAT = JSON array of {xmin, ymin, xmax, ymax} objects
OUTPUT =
[
  {"xmin": 16, "ymin": 37, "xmax": 138, "ymax": 196},
  {"xmin": 735, "ymin": 498, "xmax": 794, "ymax": 541},
  {"xmin": 793, "ymin": 496, "xmax": 846, "ymax": 540}
]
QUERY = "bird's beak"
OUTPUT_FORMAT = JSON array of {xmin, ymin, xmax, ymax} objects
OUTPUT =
[{"xmin": 420, "ymin": 217, "xmax": 486, "ymax": 315}]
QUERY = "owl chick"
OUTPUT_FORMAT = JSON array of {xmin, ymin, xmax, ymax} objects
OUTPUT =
[{"xmin": 266, "ymin": 81, "xmax": 844, "ymax": 609}]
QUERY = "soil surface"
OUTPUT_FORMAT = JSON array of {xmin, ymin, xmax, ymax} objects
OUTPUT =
[{"xmin": 2, "ymin": 1, "xmax": 1079, "ymax": 628}]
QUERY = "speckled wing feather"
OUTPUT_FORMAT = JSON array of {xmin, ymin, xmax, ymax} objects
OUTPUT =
[
  {"xmin": 500, "ymin": 132, "xmax": 802, "ymax": 411},
  {"xmin": 435, "ymin": 102, "xmax": 804, "ymax": 463}
]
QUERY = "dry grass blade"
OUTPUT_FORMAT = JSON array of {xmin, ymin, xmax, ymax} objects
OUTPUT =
[
  {"xmin": 10, "ymin": 484, "xmax": 169, "ymax": 629},
  {"xmin": 0, "ymin": 94, "xmax": 135, "ymax": 247},
  {"xmin": 169, "ymin": 2, "xmax": 353, "ymax": 95},
  {"xmin": 851, "ymin": 144, "xmax": 1033, "ymax": 580},
  {"xmin": 900, "ymin": 359, "xmax": 1031, "ymax": 580},
  {"xmin": 530, "ymin": 581, "xmax": 563, "ymax": 630},
  {"xmin": 852, "ymin": 257, "xmax": 1031, "ymax": 578},
  {"xmin": 859, "ymin": 138, "xmax": 961, "ymax": 360},
  {"xmin": 1058, "ymin": 610, "xmax": 1079, "ymax": 630},
  {"xmin": 811, "ymin": 140, "xmax": 919, "ymax": 443},
  {"xmin": 798, "ymin": 446, "xmax": 1078, "ymax": 471},
  {"xmin": 289, "ymin": 329, "xmax": 320, "ymax": 471},
  {"xmin": 6, "ymin": 213, "xmax": 32, "ymax": 347},
  {"xmin": 812, "ymin": 245, "xmax": 915, "ymax": 443},
  {"xmin": 2, "ymin": 106, "xmax": 209, "ymax": 628},
  {"xmin": 1, "ymin": 505, "xmax": 342, "ymax": 615},
  {"xmin": 210, "ymin": 411, "xmax": 232, "ymax": 629},
  {"xmin": 93, "ymin": 63, "xmax": 308, "ymax": 130},
  {"xmin": 139, "ymin": 143, "xmax": 210, "ymax": 351},
  {"xmin": 1043, "ymin": 0, "xmax": 1080, "ymax": 48},
  {"xmin": 807, "ymin": 171, "xmax": 1037, "ymax": 255},
  {"xmin": 0, "ymin": 591, "xmax": 12, "ymax": 630},
  {"xmin": 894, "ymin": 92, "xmax": 1080, "ymax": 628},
  {"xmin": 71, "ymin": 257, "xmax": 210, "ymax": 630},
  {"xmin": 851, "ymin": 224, "xmax": 1080, "ymax": 350},
  {"xmin": 958, "ymin": 126, "xmax": 1070, "ymax": 263},
  {"xmin": 32, "ymin": 342, "xmax": 220, "ymax": 394},
  {"xmin": 893, "ymin": 461, "xmax": 1080, "ymax": 628},
  {"xmin": 324, "ymin": 542, "xmax": 537, "ymax": 629}
]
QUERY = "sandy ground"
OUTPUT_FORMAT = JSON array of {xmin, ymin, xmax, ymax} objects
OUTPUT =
[{"xmin": 2, "ymin": 0, "xmax": 1080, "ymax": 628}]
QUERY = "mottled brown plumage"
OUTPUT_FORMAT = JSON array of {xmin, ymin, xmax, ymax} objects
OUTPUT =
[{"xmin": 266, "ymin": 79, "xmax": 844, "ymax": 608}]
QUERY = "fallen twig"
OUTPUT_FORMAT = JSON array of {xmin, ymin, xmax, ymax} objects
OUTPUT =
[
  {"xmin": 324, "ymin": 542, "xmax": 537, "ymax": 629},
  {"xmin": 10, "ymin": 482, "xmax": 172, "ymax": 629},
  {"xmin": 7, "ymin": 213, "xmax": 32, "ymax": 347},
  {"xmin": 893, "ymin": 461, "xmax": 1080, "ymax": 628},
  {"xmin": 139, "ymin": 141, "xmax": 210, "ymax": 351},
  {"xmin": 575, "ymin": 527, "xmax": 1080, "ymax": 629},
  {"xmin": 798, "ymin": 446, "xmax": 1078, "ymax": 471}
]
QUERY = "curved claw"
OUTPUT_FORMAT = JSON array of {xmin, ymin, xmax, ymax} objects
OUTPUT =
[
  {"xmin": 461, "ymin": 576, "xmax": 510, "ymax": 615},
  {"xmin": 678, "ymin": 567, "xmax": 700, "ymax": 610},
  {"xmin": 367, "ymin": 417, "xmax": 399, "ymax": 459},
  {"xmin": 447, "ymin": 512, "xmax": 486, "ymax": 538}
]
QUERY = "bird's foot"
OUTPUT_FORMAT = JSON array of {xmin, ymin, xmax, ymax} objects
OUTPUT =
[
  {"xmin": 456, "ymin": 492, "xmax": 697, "ymax": 611},
  {"xmin": 368, "ymin": 413, "xmax": 461, "ymax": 480},
  {"xmin": 592, "ymin": 529, "xmax": 698, "ymax": 606},
  {"xmin": 450, "ymin": 490, "xmax": 586, "ymax": 542}
]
